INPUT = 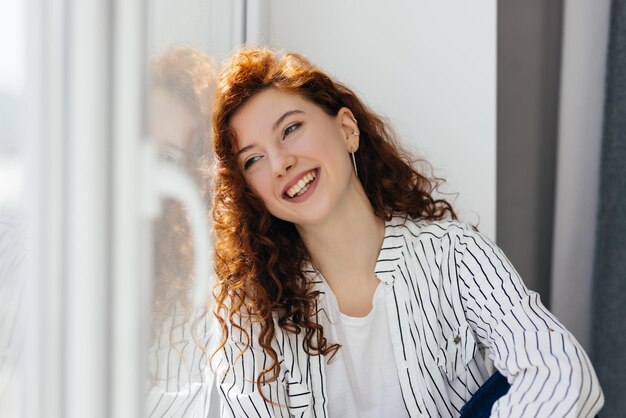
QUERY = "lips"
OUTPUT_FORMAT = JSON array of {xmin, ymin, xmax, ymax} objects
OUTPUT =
[{"xmin": 282, "ymin": 168, "xmax": 319, "ymax": 199}]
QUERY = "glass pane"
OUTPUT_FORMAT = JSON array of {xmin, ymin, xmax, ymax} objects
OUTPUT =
[
  {"xmin": 144, "ymin": 1, "xmax": 228, "ymax": 416},
  {"xmin": 0, "ymin": 0, "xmax": 26, "ymax": 416}
]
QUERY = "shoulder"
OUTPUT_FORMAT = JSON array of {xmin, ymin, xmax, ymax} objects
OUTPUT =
[
  {"xmin": 383, "ymin": 215, "xmax": 501, "ymax": 265},
  {"xmin": 385, "ymin": 214, "xmax": 475, "ymax": 244}
]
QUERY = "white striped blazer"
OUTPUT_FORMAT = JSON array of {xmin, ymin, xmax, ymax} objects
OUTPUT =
[
  {"xmin": 146, "ymin": 306, "xmax": 218, "ymax": 418},
  {"xmin": 215, "ymin": 216, "xmax": 604, "ymax": 418}
]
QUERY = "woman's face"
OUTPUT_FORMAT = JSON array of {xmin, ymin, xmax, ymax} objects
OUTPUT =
[
  {"xmin": 149, "ymin": 87, "xmax": 196, "ymax": 164},
  {"xmin": 231, "ymin": 88, "xmax": 359, "ymax": 227}
]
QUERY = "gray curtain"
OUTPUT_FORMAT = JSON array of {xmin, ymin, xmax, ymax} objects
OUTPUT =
[{"xmin": 592, "ymin": 1, "xmax": 626, "ymax": 416}]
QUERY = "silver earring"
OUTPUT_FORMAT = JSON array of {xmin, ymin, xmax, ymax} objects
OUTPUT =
[
  {"xmin": 350, "ymin": 131, "xmax": 359, "ymax": 177},
  {"xmin": 351, "ymin": 151, "xmax": 358, "ymax": 177}
]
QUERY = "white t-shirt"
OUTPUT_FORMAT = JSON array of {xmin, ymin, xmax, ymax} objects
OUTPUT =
[{"xmin": 323, "ymin": 280, "xmax": 411, "ymax": 418}]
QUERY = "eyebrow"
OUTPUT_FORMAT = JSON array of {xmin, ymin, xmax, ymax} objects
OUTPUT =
[
  {"xmin": 235, "ymin": 109, "xmax": 304, "ymax": 158},
  {"xmin": 235, "ymin": 144, "xmax": 254, "ymax": 158},
  {"xmin": 272, "ymin": 109, "xmax": 303, "ymax": 131},
  {"xmin": 163, "ymin": 143, "xmax": 186, "ymax": 153}
]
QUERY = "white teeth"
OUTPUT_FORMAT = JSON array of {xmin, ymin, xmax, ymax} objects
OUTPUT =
[{"xmin": 286, "ymin": 171, "xmax": 317, "ymax": 198}]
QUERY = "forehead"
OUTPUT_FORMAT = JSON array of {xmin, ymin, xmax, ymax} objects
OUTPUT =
[
  {"xmin": 149, "ymin": 88, "xmax": 195, "ymax": 146},
  {"xmin": 150, "ymin": 88, "xmax": 193, "ymax": 124},
  {"xmin": 230, "ymin": 88, "xmax": 313, "ymax": 138}
]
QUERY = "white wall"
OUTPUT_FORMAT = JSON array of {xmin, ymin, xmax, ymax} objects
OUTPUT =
[{"xmin": 258, "ymin": 0, "xmax": 497, "ymax": 238}]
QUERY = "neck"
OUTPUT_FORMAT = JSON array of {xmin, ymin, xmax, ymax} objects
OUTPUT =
[{"xmin": 296, "ymin": 185, "xmax": 385, "ymax": 290}]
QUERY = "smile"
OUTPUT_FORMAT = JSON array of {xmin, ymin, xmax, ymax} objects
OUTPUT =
[{"xmin": 284, "ymin": 169, "xmax": 318, "ymax": 198}]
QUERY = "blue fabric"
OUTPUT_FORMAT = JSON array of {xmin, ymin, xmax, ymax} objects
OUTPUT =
[
  {"xmin": 459, "ymin": 371, "xmax": 600, "ymax": 417},
  {"xmin": 459, "ymin": 371, "xmax": 510, "ymax": 418}
]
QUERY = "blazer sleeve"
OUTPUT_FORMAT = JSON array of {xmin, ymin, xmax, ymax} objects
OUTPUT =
[
  {"xmin": 214, "ymin": 315, "xmax": 292, "ymax": 418},
  {"xmin": 453, "ymin": 226, "xmax": 604, "ymax": 418},
  {"xmin": 145, "ymin": 309, "xmax": 217, "ymax": 418}
]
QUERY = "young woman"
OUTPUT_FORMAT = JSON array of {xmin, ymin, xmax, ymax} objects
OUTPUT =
[{"xmin": 211, "ymin": 47, "xmax": 603, "ymax": 418}]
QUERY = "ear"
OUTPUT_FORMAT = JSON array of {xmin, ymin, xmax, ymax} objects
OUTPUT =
[{"xmin": 337, "ymin": 107, "xmax": 360, "ymax": 152}]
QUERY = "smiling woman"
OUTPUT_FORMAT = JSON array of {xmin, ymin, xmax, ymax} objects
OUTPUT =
[
  {"xmin": 231, "ymin": 89, "xmax": 362, "ymax": 226},
  {"xmin": 210, "ymin": 47, "xmax": 603, "ymax": 418}
]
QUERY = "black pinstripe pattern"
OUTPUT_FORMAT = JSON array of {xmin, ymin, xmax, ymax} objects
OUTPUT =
[
  {"xmin": 213, "ymin": 217, "xmax": 603, "ymax": 417},
  {"xmin": 145, "ymin": 307, "xmax": 216, "ymax": 417}
]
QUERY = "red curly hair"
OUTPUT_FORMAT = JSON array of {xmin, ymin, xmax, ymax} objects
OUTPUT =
[
  {"xmin": 212, "ymin": 47, "xmax": 456, "ymax": 392},
  {"xmin": 150, "ymin": 46, "xmax": 216, "ymax": 330}
]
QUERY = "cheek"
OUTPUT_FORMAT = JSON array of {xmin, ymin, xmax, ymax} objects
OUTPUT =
[
  {"xmin": 320, "ymin": 130, "xmax": 349, "ymax": 159},
  {"xmin": 246, "ymin": 173, "xmax": 274, "ymax": 203},
  {"xmin": 246, "ymin": 174, "xmax": 290, "ymax": 218}
]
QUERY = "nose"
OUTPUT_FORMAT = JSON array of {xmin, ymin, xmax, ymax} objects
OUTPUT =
[{"xmin": 270, "ymin": 149, "xmax": 295, "ymax": 177}]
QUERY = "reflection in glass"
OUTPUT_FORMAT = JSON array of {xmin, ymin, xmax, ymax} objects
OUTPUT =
[
  {"xmin": 145, "ymin": 46, "xmax": 218, "ymax": 417},
  {"xmin": 0, "ymin": 0, "xmax": 25, "ymax": 415}
]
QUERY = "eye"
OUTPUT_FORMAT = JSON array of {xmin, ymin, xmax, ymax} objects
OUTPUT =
[
  {"xmin": 243, "ymin": 155, "xmax": 262, "ymax": 170},
  {"xmin": 160, "ymin": 153, "xmax": 180, "ymax": 165},
  {"xmin": 282, "ymin": 122, "xmax": 302, "ymax": 141}
]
